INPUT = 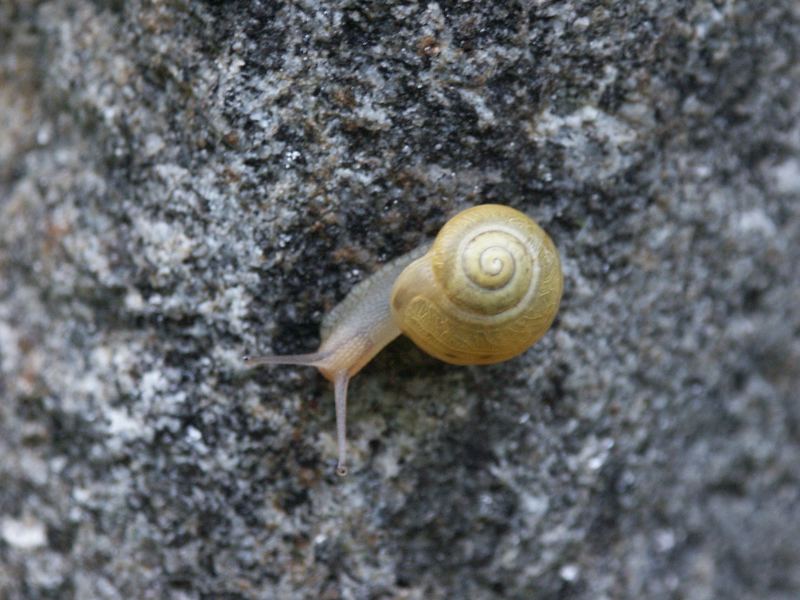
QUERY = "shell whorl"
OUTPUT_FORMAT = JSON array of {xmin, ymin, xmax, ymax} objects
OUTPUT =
[
  {"xmin": 390, "ymin": 204, "xmax": 563, "ymax": 365},
  {"xmin": 432, "ymin": 211, "xmax": 542, "ymax": 319}
]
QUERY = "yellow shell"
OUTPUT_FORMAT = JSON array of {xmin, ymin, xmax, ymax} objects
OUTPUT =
[{"xmin": 390, "ymin": 204, "xmax": 563, "ymax": 365}]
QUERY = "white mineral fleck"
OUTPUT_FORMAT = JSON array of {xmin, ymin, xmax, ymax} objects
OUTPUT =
[{"xmin": 1, "ymin": 516, "xmax": 47, "ymax": 549}]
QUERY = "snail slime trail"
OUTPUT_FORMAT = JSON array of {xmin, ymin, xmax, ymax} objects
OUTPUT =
[{"xmin": 245, "ymin": 204, "xmax": 563, "ymax": 476}]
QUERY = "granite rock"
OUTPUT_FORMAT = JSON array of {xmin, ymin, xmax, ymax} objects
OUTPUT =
[{"xmin": 1, "ymin": 1, "xmax": 799, "ymax": 598}]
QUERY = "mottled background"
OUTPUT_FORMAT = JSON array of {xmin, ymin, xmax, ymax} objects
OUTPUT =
[{"xmin": 1, "ymin": 1, "xmax": 799, "ymax": 599}]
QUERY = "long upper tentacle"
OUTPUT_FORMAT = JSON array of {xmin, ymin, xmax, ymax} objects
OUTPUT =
[{"xmin": 333, "ymin": 372, "xmax": 350, "ymax": 476}]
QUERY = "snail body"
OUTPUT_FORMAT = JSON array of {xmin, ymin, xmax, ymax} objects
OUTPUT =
[{"xmin": 245, "ymin": 204, "xmax": 563, "ymax": 476}]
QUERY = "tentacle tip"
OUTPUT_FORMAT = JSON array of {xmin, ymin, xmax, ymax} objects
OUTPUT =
[{"xmin": 336, "ymin": 465, "xmax": 348, "ymax": 477}]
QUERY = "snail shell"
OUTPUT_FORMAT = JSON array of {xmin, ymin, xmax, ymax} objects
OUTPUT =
[{"xmin": 390, "ymin": 204, "xmax": 562, "ymax": 364}]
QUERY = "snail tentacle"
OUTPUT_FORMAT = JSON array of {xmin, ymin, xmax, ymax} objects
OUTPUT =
[
  {"xmin": 334, "ymin": 373, "xmax": 350, "ymax": 477},
  {"xmin": 242, "ymin": 352, "xmax": 330, "ymax": 368}
]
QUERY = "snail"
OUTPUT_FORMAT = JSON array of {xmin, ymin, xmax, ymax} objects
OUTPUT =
[{"xmin": 245, "ymin": 204, "xmax": 563, "ymax": 476}]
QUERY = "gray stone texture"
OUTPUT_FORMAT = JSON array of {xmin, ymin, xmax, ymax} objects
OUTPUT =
[{"xmin": 1, "ymin": 1, "xmax": 799, "ymax": 598}]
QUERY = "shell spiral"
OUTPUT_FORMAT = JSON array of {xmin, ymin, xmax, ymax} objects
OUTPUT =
[{"xmin": 390, "ymin": 204, "xmax": 563, "ymax": 365}]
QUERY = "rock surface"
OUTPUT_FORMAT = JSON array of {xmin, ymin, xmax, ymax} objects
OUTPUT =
[{"xmin": 1, "ymin": 1, "xmax": 799, "ymax": 598}]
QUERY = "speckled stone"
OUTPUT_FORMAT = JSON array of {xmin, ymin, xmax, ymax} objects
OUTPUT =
[{"xmin": 1, "ymin": 1, "xmax": 799, "ymax": 599}]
